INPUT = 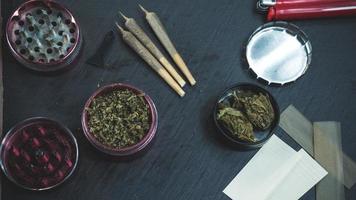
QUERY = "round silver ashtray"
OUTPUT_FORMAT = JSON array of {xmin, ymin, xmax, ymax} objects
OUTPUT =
[{"xmin": 245, "ymin": 21, "xmax": 312, "ymax": 85}]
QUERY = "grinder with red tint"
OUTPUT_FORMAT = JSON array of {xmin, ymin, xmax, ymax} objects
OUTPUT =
[
  {"xmin": 6, "ymin": 0, "xmax": 82, "ymax": 72},
  {"xmin": 0, "ymin": 118, "xmax": 78, "ymax": 190}
]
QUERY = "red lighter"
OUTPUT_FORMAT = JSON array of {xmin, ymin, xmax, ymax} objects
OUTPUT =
[
  {"xmin": 257, "ymin": 0, "xmax": 347, "ymax": 9},
  {"xmin": 257, "ymin": 0, "xmax": 356, "ymax": 21}
]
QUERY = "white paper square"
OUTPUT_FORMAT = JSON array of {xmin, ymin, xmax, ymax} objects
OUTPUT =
[{"xmin": 223, "ymin": 135, "xmax": 327, "ymax": 200}]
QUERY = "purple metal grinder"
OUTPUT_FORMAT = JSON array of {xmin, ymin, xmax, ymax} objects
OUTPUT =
[
  {"xmin": 0, "ymin": 117, "xmax": 79, "ymax": 190},
  {"xmin": 6, "ymin": 0, "xmax": 82, "ymax": 72}
]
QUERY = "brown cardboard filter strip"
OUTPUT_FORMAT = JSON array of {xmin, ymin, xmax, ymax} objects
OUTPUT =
[
  {"xmin": 314, "ymin": 122, "xmax": 345, "ymax": 200},
  {"xmin": 343, "ymin": 153, "xmax": 356, "ymax": 188},
  {"xmin": 279, "ymin": 105, "xmax": 314, "ymax": 155},
  {"xmin": 279, "ymin": 105, "xmax": 356, "ymax": 189}
]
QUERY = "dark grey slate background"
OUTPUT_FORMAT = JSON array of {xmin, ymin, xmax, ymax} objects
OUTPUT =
[{"xmin": 1, "ymin": 0, "xmax": 356, "ymax": 199}]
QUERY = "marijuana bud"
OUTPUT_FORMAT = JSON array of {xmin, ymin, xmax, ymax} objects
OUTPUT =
[
  {"xmin": 216, "ymin": 88, "xmax": 276, "ymax": 143},
  {"xmin": 217, "ymin": 107, "xmax": 255, "ymax": 142},
  {"xmin": 234, "ymin": 92, "xmax": 275, "ymax": 130}
]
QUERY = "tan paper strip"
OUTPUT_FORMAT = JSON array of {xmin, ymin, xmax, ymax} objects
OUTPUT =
[
  {"xmin": 343, "ymin": 153, "xmax": 356, "ymax": 188},
  {"xmin": 279, "ymin": 105, "xmax": 356, "ymax": 189},
  {"xmin": 279, "ymin": 105, "xmax": 314, "ymax": 155},
  {"xmin": 314, "ymin": 122, "xmax": 345, "ymax": 200}
]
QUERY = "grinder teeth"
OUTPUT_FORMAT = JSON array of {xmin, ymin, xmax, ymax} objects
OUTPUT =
[{"xmin": 12, "ymin": 7, "xmax": 77, "ymax": 63}]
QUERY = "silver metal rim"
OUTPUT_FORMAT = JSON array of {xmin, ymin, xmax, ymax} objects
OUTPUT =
[
  {"xmin": 6, "ymin": 0, "xmax": 82, "ymax": 72},
  {"xmin": 246, "ymin": 21, "xmax": 312, "ymax": 85},
  {"xmin": 256, "ymin": 1, "xmax": 269, "ymax": 12}
]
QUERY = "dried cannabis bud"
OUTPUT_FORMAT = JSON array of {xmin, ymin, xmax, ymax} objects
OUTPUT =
[
  {"xmin": 217, "ymin": 107, "xmax": 255, "ymax": 142},
  {"xmin": 216, "ymin": 88, "xmax": 276, "ymax": 143},
  {"xmin": 234, "ymin": 91, "xmax": 275, "ymax": 130},
  {"xmin": 87, "ymin": 89, "xmax": 150, "ymax": 148}
]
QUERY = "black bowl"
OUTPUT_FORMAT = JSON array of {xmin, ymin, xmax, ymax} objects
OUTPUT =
[{"xmin": 213, "ymin": 83, "xmax": 280, "ymax": 150}]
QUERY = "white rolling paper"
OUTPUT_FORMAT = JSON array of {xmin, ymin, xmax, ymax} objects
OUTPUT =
[{"xmin": 223, "ymin": 135, "xmax": 327, "ymax": 200}]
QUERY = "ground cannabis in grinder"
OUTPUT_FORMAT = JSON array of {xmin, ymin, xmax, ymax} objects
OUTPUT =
[{"xmin": 87, "ymin": 89, "xmax": 150, "ymax": 148}]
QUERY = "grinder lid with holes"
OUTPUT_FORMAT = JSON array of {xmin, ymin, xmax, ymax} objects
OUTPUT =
[{"xmin": 6, "ymin": 0, "xmax": 82, "ymax": 72}]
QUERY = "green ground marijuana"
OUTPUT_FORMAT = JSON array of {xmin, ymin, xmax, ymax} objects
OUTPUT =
[{"xmin": 87, "ymin": 89, "xmax": 150, "ymax": 148}]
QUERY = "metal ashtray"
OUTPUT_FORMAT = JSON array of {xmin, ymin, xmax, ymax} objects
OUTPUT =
[
  {"xmin": 6, "ymin": 0, "xmax": 82, "ymax": 72},
  {"xmin": 0, "ymin": 117, "xmax": 79, "ymax": 191},
  {"xmin": 213, "ymin": 83, "xmax": 280, "ymax": 149},
  {"xmin": 245, "ymin": 21, "xmax": 312, "ymax": 85}
]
